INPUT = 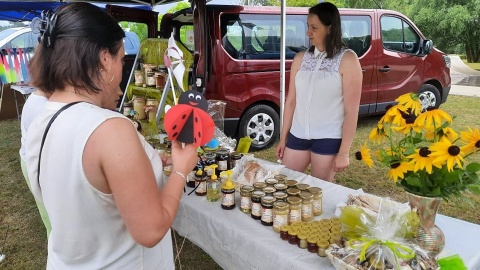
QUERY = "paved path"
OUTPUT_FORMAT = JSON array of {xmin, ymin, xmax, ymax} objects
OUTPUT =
[{"xmin": 450, "ymin": 84, "xmax": 480, "ymax": 97}]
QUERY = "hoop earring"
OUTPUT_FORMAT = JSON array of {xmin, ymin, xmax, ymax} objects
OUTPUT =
[{"xmin": 108, "ymin": 75, "xmax": 115, "ymax": 83}]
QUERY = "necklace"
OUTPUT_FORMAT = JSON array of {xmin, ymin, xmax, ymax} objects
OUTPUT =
[{"xmin": 64, "ymin": 90, "xmax": 97, "ymax": 105}]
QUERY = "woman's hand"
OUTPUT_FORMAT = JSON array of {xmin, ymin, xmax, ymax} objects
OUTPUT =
[
  {"xmin": 170, "ymin": 141, "xmax": 198, "ymax": 176},
  {"xmin": 333, "ymin": 155, "xmax": 349, "ymax": 173}
]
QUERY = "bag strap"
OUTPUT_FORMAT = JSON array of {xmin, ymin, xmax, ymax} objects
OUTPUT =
[{"xmin": 37, "ymin": 101, "xmax": 83, "ymax": 188}]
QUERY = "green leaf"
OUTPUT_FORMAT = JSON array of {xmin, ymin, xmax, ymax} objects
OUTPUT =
[
  {"xmin": 405, "ymin": 176, "xmax": 422, "ymax": 187},
  {"xmin": 467, "ymin": 184, "xmax": 480, "ymax": 195},
  {"xmin": 466, "ymin": 162, "xmax": 480, "ymax": 173}
]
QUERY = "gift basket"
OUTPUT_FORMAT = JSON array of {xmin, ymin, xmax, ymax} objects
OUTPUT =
[{"xmin": 327, "ymin": 197, "xmax": 439, "ymax": 270}]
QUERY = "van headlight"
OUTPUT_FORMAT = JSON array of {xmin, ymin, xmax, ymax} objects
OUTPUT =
[{"xmin": 442, "ymin": 55, "xmax": 451, "ymax": 68}]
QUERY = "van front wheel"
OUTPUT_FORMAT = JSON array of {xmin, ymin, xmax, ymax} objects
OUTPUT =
[
  {"xmin": 418, "ymin": 84, "xmax": 441, "ymax": 110},
  {"xmin": 238, "ymin": 105, "xmax": 279, "ymax": 151}
]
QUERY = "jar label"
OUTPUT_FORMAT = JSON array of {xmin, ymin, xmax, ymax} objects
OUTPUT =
[
  {"xmin": 222, "ymin": 193, "xmax": 235, "ymax": 206},
  {"xmin": 313, "ymin": 200, "xmax": 323, "ymax": 213},
  {"xmin": 289, "ymin": 209, "xmax": 301, "ymax": 223},
  {"xmin": 240, "ymin": 197, "xmax": 252, "ymax": 210},
  {"xmin": 261, "ymin": 208, "xmax": 273, "ymax": 223},
  {"xmin": 301, "ymin": 204, "xmax": 313, "ymax": 219},
  {"xmin": 196, "ymin": 181, "xmax": 206, "ymax": 193},
  {"xmin": 218, "ymin": 160, "xmax": 228, "ymax": 171},
  {"xmin": 273, "ymin": 214, "xmax": 288, "ymax": 229},
  {"xmin": 252, "ymin": 202, "xmax": 262, "ymax": 216},
  {"xmin": 187, "ymin": 171, "xmax": 196, "ymax": 182}
]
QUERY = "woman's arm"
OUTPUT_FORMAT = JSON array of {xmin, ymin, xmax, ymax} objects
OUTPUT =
[
  {"xmin": 83, "ymin": 118, "xmax": 198, "ymax": 247},
  {"xmin": 277, "ymin": 51, "xmax": 304, "ymax": 159},
  {"xmin": 335, "ymin": 50, "xmax": 362, "ymax": 170}
]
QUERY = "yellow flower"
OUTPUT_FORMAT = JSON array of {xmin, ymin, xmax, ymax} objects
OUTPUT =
[
  {"xmin": 387, "ymin": 161, "xmax": 414, "ymax": 182},
  {"xmin": 369, "ymin": 125, "xmax": 387, "ymax": 144},
  {"xmin": 395, "ymin": 93, "xmax": 422, "ymax": 116},
  {"xmin": 380, "ymin": 105, "xmax": 407, "ymax": 126},
  {"xmin": 429, "ymin": 138, "xmax": 465, "ymax": 172},
  {"xmin": 438, "ymin": 127, "xmax": 458, "ymax": 141},
  {"xmin": 355, "ymin": 144, "xmax": 373, "ymax": 168},
  {"xmin": 460, "ymin": 127, "xmax": 480, "ymax": 154},
  {"xmin": 407, "ymin": 147, "xmax": 441, "ymax": 174},
  {"xmin": 391, "ymin": 118, "xmax": 422, "ymax": 135},
  {"xmin": 414, "ymin": 108, "xmax": 452, "ymax": 130}
]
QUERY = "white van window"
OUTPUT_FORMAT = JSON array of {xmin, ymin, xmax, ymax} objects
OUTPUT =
[
  {"xmin": 179, "ymin": 25, "xmax": 194, "ymax": 51},
  {"xmin": 341, "ymin": 15, "xmax": 372, "ymax": 57},
  {"xmin": 221, "ymin": 13, "xmax": 308, "ymax": 60},
  {"xmin": 381, "ymin": 16, "xmax": 420, "ymax": 54}
]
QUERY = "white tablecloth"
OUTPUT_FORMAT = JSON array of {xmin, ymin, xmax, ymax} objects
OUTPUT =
[{"xmin": 172, "ymin": 167, "xmax": 480, "ymax": 270}]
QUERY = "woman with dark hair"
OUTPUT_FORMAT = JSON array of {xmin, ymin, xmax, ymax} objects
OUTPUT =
[
  {"xmin": 276, "ymin": 2, "xmax": 362, "ymax": 182},
  {"xmin": 26, "ymin": 3, "xmax": 198, "ymax": 268}
]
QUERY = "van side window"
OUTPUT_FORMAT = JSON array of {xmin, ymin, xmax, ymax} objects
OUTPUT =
[
  {"xmin": 341, "ymin": 15, "xmax": 372, "ymax": 57},
  {"xmin": 381, "ymin": 16, "xmax": 420, "ymax": 54},
  {"xmin": 221, "ymin": 13, "xmax": 308, "ymax": 60}
]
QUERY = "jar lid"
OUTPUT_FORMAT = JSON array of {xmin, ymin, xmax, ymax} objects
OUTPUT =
[
  {"xmin": 241, "ymin": 185, "xmax": 254, "ymax": 192},
  {"xmin": 265, "ymin": 178, "xmax": 278, "ymax": 185},
  {"xmin": 252, "ymin": 190, "xmax": 266, "ymax": 198},
  {"xmin": 317, "ymin": 240, "xmax": 330, "ymax": 248},
  {"xmin": 216, "ymin": 148, "xmax": 229, "ymax": 155},
  {"xmin": 296, "ymin": 183, "xmax": 310, "ymax": 190},
  {"xmin": 288, "ymin": 229, "xmax": 299, "ymax": 235},
  {"xmin": 298, "ymin": 233, "xmax": 308, "ymax": 240},
  {"xmin": 261, "ymin": 195, "xmax": 276, "ymax": 204},
  {"xmin": 204, "ymin": 152, "xmax": 216, "ymax": 158},
  {"xmin": 274, "ymin": 174, "xmax": 287, "ymax": 180},
  {"xmin": 300, "ymin": 191, "xmax": 313, "ymax": 200},
  {"xmin": 280, "ymin": 225, "xmax": 290, "ymax": 232},
  {"xmin": 286, "ymin": 180, "xmax": 298, "ymax": 187},
  {"xmin": 124, "ymin": 101, "xmax": 132, "ymax": 106},
  {"xmin": 273, "ymin": 201, "xmax": 289, "ymax": 209},
  {"xmin": 253, "ymin": 182, "xmax": 267, "ymax": 189},
  {"xmin": 231, "ymin": 152, "xmax": 242, "ymax": 159},
  {"xmin": 274, "ymin": 183, "xmax": 287, "ymax": 190},
  {"xmin": 273, "ymin": 191, "xmax": 287, "ymax": 199},
  {"xmin": 286, "ymin": 188, "xmax": 301, "ymax": 196},
  {"xmin": 308, "ymin": 187, "xmax": 323, "ymax": 194},
  {"xmin": 262, "ymin": 186, "xmax": 276, "ymax": 194},
  {"xmin": 287, "ymin": 196, "xmax": 302, "ymax": 204},
  {"xmin": 307, "ymin": 236, "xmax": 319, "ymax": 244}
]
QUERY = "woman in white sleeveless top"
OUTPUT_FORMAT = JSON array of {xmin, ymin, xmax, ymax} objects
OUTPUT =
[
  {"xmin": 25, "ymin": 3, "xmax": 198, "ymax": 269},
  {"xmin": 276, "ymin": 2, "xmax": 362, "ymax": 182}
]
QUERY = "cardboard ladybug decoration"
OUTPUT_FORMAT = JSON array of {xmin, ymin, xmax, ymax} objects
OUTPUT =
[{"xmin": 164, "ymin": 90, "xmax": 215, "ymax": 147}]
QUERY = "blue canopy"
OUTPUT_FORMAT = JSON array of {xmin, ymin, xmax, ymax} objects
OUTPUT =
[{"xmin": 0, "ymin": 2, "xmax": 152, "ymax": 22}]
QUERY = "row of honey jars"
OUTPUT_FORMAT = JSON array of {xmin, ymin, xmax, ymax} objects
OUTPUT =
[{"xmin": 202, "ymin": 149, "xmax": 242, "ymax": 177}]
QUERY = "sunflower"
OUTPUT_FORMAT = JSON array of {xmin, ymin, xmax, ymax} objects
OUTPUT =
[
  {"xmin": 407, "ymin": 147, "xmax": 441, "ymax": 174},
  {"xmin": 414, "ymin": 108, "xmax": 452, "ymax": 130},
  {"xmin": 395, "ymin": 93, "xmax": 422, "ymax": 116},
  {"xmin": 460, "ymin": 127, "xmax": 480, "ymax": 154},
  {"xmin": 391, "ymin": 117, "xmax": 422, "ymax": 135},
  {"xmin": 355, "ymin": 144, "xmax": 374, "ymax": 168},
  {"xmin": 429, "ymin": 138, "xmax": 465, "ymax": 172},
  {"xmin": 369, "ymin": 125, "xmax": 387, "ymax": 144},
  {"xmin": 387, "ymin": 161, "xmax": 414, "ymax": 182}
]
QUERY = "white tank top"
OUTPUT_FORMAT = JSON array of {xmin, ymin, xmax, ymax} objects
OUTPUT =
[
  {"xmin": 291, "ymin": 47, "xmax": 351, "ymax": 139},
  {"xmin": 25, "ymin": 101, "xmax": 174, "ymax": 269}
]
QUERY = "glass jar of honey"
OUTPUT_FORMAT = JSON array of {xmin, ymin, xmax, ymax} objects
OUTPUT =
[
  {"xmin": 317, "ymin": 241, "xmax": 330, "ymax": 257},
  {"xmin": 288, "ymin": 228, "xmax": 299, "ymax": 245},
  {"xmin": 272, "ymin": 201, "xmax": 289, "ymax": 233},
  {"xmin": 273, "ymin": 183, "xmax": 288, "ymax": 193},
  {"xmin": 286, "ymin": 180, "xmax": 298, "ymax": 188},
  {"xmin": 273, "ymin": 191, "xmax": 288, "ymax": 202},
  {"xmin": 300, "ymin": 191, "xmax": 314, "ymax": 222},
  {"xmin": 274, "ymin": 174, "xmax": 287, "ymax": 184},
  {"xmin": 262, "ymin": 186, "xmax": 276, "ymax": 196},
  {"xmin": 240, "ymin": 185, "xmax": 254, "ymax": 214},
  {"xmin": 296, "ymin": 183, "xmax": 310, "ymax": 192},
  {"xmin": 287, "ymin": 196, "xmax": 302, "ymax": 224},
  {"xmin": 265, "ymin": 178, "xmax": 278, "ymax": 187},
  {"xmin": 297, "ymin": 233, "xmax": 308, "ymax": 249},
  {"xmin": 307, "ymin": 236, "xmax": 319, "ymax": 253},
  {"xmin": 308, "ymin": 187, "xmax": 323, "ymax": 216},
  {"xmin": 280, "ymin": 225, "xmax": 290, "ymax": 240},
  {"xmin": 260, "ymin": 196, "xmax": 276, "ymax": 226},
  {"xmin": 251, "ymin": 191, "xmax": 265, "ymax": 220},
  {"xmin": 286, "ymin": 188, "xmax": 301, "ymax": 197}
]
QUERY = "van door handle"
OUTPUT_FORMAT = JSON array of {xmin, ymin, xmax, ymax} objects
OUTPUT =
[
  {"xmin": 362, "ymin": 69, "xmax": 366, "ymax": 73},
  {"xmin": 379, "ymin": 66, "xmax": 391, "ymax": 72}
]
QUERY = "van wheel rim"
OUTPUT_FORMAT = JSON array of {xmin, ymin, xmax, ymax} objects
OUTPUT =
[
  {"xmin": 419, "ymin": 91, "xmax": 436, "ymax": 110},
  {"xmin": 246, "ymin": 113, "xmax": 275, "ymax": 146}
]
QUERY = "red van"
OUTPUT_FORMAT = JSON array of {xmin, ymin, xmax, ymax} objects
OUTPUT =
[{"xmin": 114, "ymin": 3, "xmax": 451, "ymax": 150}]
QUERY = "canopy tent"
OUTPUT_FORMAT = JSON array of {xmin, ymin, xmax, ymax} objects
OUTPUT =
[{"xmin": 0, "ymin": 2, "xmax": 155, "ymax": 21}]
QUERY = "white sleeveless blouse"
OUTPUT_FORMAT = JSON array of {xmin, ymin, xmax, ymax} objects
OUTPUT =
[
  {"xmin": 291, "ymin": 47, "xmax": 351, "ymax": 140},
  {"xmin": 26, "ymin": 101, "xmax": 174, "ymax": 269}
]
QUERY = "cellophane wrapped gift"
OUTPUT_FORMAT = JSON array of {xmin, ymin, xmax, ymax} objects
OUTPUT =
[
  {"xmin": 231, "ymin": 155, "xmax": 284, "ymax": 191},
  {"xmin": 327, "ymin": 198, "xmax": 439, "ymax": 270}
]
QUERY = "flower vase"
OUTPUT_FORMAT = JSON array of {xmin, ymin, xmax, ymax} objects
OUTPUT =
[{"xmin": 406, "ymin": 192, "xmax": 445, "ymax": 257}]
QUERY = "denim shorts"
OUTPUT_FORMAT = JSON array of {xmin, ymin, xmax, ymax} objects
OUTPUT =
[{"xmin": 285, "ymin": 133, "xmax": 342, "ymax": 155}]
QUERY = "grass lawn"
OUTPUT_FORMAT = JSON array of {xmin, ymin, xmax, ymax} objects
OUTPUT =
[
  {"xmin": 463, "ymin": 59, "xmax": 480, "ymax": 71},
  {"xmin": 1, "ymin": 95, "xmax": 479, "ymax": 269}
]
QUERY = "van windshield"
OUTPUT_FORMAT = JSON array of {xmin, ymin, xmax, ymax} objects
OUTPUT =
[
  {"xmin": 221, "ymin": 13, "xmax": 308, "ymax": 60},
  {"xmin": 0, "ymin": 28, "xmax": 18, "ymax": 41}
]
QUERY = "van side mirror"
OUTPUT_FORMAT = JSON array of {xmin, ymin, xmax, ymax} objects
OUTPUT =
[{"xmin": 422, "ymin": 40, "xmax": 433, "ymax": 55}]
